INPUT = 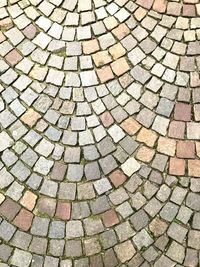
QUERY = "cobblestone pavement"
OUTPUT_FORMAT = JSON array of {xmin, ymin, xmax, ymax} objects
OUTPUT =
[{"xmin": 1, "ymin": 0, "xmax": 200, "ymax": 266}]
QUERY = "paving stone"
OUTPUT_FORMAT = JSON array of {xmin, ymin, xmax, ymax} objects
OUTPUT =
[
  {"xmin": 176, "ymin": 206, "xmax": 193, "ymax": 224},
  {"xmin": 94, "ymin": 177, "xmax": 112, "ymax": 195},
  {"xmin": 100, "ymin": 229, "xmax": 117, "ymax": 249},
  {"xmin": 84, "ymin": 237, "xmax": 101, "ymax": 256},
  {"xmin": 99, "ymin": 155, "xmax": 118, "ymax": 175},
  {"xmin": 188, "ymin": 230, "xmax": 200, "ymax": 249},
  {"xmin": 154, "ymin": 235, "xmax": 169, "ymax": 252},
  {"xmin": 0, "ymin": 220, "xmax": 16, "ymax": 241},
  {"xmin": 133, "ymin": 229, "xmax": 154, "ymax": 250},
  {"xmin": 90, "ymin": 195, "xmax": 110, "ymax": 215},
  {"xmin": 0, "ymin": 244, "xmax": 13, "ymax": 262},
  {"xmin": 166, "ymin": 241, "xmax": 185, "ymax": 264},
  {"xmin": 59, "ymin": 182, "xmax": 76, "ymax": 200},
  {"xmin": 84, "ymin": 161, "xmax": 100, "ymax": 181},
  {"xmin": 71, "ymin": 202, "xmax": 90, "ymax": 219},
  {"xmin": 142, "ymin": 246, "xmax": 159, "ymax": 263},
  {"xmin": 34, "ymin": 157, "xmax": 53, "ymax": 175},
  {"xmin": 43, "ymin": 256, "xmax": 59, "ymax": 267},
  {"xmin": 115, "ymin": 221, "xmax": 135, "ymax": 241},
  {"xmin": 37, "ymin": 197, "xmax": 56, "ymax": 217},
  {"xmin": 186, "ymin": 192, "xmax": 200, "ymax": 211},
  {"xmin": 121, "ymin": 157, "xmax": 140, "ymax": 176},
  {"xmin": 84, "ymin": 217, "xmax": 104, "ymax": 236},
  {"xmin": 167, "ymin": 222, "xmax": 188, "ymax": 243},
  {"xmin": 154, "ymin": 255, "xmax": 176, "ymax": 267},
  {"xmin": 49, "ymin": 221, "xmax": 65, "ymax": 238},
  {"xmin": 13, "ymin": 208, "xmax": 33, "ymax": 231},
  {"xmin": 144, "ymin": 197, "xmax": 163, "ymax": 217},
  {"xmin": 64, "ymin": 147, "xmax": 81, "ymax": 163},
  {"xmin": 160, "ymin": 202, "xmax": 179, "ymax": 222},
  {"xmin": 0, "ymin": 168, "xmax": 14, "ymax": 189},
  {"xmin": 130, "ymin": 210, "xmax": 149, "ymax": 231},
  {"xmin": 65, "ymin": 240, "xmax": 82, "ymax": 257},
  {"xmin": 31, "ymin": 217, "xmax": 50, "ymax": 237},
  {"xmin": 10, "ymin": 249, "xmax": 32, "ymax": 267},
  {"xmin": 149, "ymin": 217, "xmax": 168, "ymax": 237},
  {"xmin": 184, "ymin": 248, "xmax": 198, "ymax": 267},
  {"xmin": 103, "ymin": 248, "xmax": 118, "ymax": 267},
  {"xmin": 67, "ymin": 164, "xmax": 83, "ymax": 181},
  {"xmin": 114, "ymin": 241, "xmax": 136, "ymax": 263}
]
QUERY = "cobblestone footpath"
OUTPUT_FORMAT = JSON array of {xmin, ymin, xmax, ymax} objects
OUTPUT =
[{"xmin": 1, "ymin": 0, "xmax": 200, "ymax": 266}]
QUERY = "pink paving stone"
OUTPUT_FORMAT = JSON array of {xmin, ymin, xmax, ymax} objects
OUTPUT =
[
  {"xmin": 190, "ymin": 72, "xmax": 200, "ymax": 87},
  {"xmin": 112, "ymin": 23, "xmax": 130, "ymax": 40},
  {"xmin": 177, "ymin": 141, "xmax": 195, "ymax": 159},
  {"xmin": 169, "ymin": 158, "xmax": 186, "ymax": 176},
  {"xmin": 168, "ymin": 121, "xmax": 185, "ymax": 139},
  {"xmin": 0, "ymin": 198, "xmax": 20, "ymax": 221},
  {"xmin": 153, "ymin": 0, "xmax": 167, "ymax": 13},
  {"xmin": 0, "ymin": 18, "xmax": 13, "ymax": 30},
  {"xmin": 20, "ymin": 191, "xmax": 37, "ymax": 211},
  {"xmin": 196, "ymin": 142, "xmax": 200, "ymax": 157},
  {"xmin": 50, "ymin": 162, "xmax": 67, "ymax": 181},
  {"xmin": 134, "ymin": 7, "xmax": 147, "ymax": 21},
  {"xmin": 157, "ymin": 137, "xmax": 176, "ymax": 157},
  {"xmin": 188, "ymin": 160, "xmax": 200, "ymax": 177},
  {"xmin": 136, "ymin": 146, "xmax": 155, "ymax": 163},
  {"xmin": 136, "ymin": 0, "xmax": 154, "ymax": 9},
  {"xmin": 13, "ymin": 209, "xmax": 34, "ymax": 231},
  {"xmin": 102, "ymin": 209, "xmax": 119, "ymax": 227},
  {"xmin": 23, "ymin": 24, "xmax": 37, "ymax": 39},
  {"xmin": 174, "ymin": 103, "xmax": 191, "ymax": 122},
  {"xmin": 0, "ymin": 32, "xmax": 6, "ymax": 43},
  {"xmin": 183, "ymin": 4, "xmax": 196, "ymax": 16},
  {"xmin": 96, "ymin": 66, "xmax": 114, "ymax": 83},
  {"xmin": 55, "ymin": 202, "xmax": 71, "ymax": 220},
  {"xmin": 109, "ymin": 170, "xmax": 127, "ymax": 188},
  {"xmin": 100, "ymin": 111, "xmax": 114, "ymax": 127},
  {"xmin": 5, "ymin": 49, "xmax": 22, "ymax": 66},
  {"xmin": 121, "ymin": 118, "xmax": 141, "ymax": 135}
]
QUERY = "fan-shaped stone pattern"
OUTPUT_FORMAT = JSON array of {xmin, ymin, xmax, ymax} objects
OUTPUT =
[{"xmin": 0, "ymin": 0, "xmax": 200, "ymax": 266}]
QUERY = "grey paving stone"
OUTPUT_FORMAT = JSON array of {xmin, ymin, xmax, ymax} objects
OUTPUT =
[
  {"xmin": 84, "ymin": 217, "xmax": 104, "ymax": 236},
  {"xmin": 85, "ymin": 162, "xmax": 101, "ymax": 180},
  {"xmin": 133, "ymin": 229, "xmax": 154, "ymax": 250},
  {"xmin": 160, "ymin": 202, "xmax": 179, "ymax": 222},
  {"xmin": 71, "ymin": 202, "xmax": 90, "ymax": 219},
  {"xmin": 31, "ymin": 217, "xmax": 50, "ymax": 237},
  {"xmin": 167, "ymin": 222, "xmax": 188, "ymax": 243},
  {"xmin": 90, "ymin": 195, "xmax": 110, "ymax": 214},
  {"xmin": 100, "ymin": 229, "xmax": 117, "ymax": 249},
  {"xmin": 66, "ymin": 221, "xmax": 84, "ymax": 239},
  {"xmin": 186, "ymin": 192, "xmax": 200, "ymax": 211},
  {"xmin": 65, "ymin": 240, "xmax": 82, "ymax": 257},
  {"xmin": 166, "ymin": 241, "xmax": 185, "ymax": 264},
  {"xmin": 130, "ymin": 210, "xmax": 149, "ymax": 231},
  {"xmin": 10, "ymin": 248, "xmax": 32, "ymax": 267},
  {"xmin": 0, "ymin": 244, "xmax": 13, "ymax": 262},
  {"xmin": 49, "ymin": 221, "xmax": 65, "ymax": 238},
  {"xmin": 43, "ymin": 256, "xmax": 59, "ymax": 267},
  {"xmin": 67, "ymin": 164, "xmax": 83, "ymax": 181},
  {"xmin": 99, "ymin": 155, "xmax": 118, "ymax": 175}
]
